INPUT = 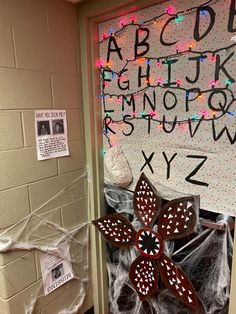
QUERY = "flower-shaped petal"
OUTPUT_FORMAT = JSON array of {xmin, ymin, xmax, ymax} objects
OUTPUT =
[
  {"xmin": 133, "ymin": 173, "xmax": 161, "ymax": 228},
  {"xmin": 92, "ymin": 213, "xmax": 136, "ymax": 248},
  {"xmin": 156, "ymin": 254, "xmax": 199, "ymax": 310},
  {"xmin": 158, "ymin": 196, "xmax": 198, "ymax": 240},
  {"xmin": 129, "ymin": 254, "xmax": 159, "ymax": 301}
]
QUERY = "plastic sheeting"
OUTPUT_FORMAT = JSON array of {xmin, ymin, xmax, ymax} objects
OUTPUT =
[
  {"xmin": 0, "ymin": 173, "xmax": 90, "ymax": 314},
  {"xmin": 105, "ymin": 185, "xmax": 233, "ymax": 314}
]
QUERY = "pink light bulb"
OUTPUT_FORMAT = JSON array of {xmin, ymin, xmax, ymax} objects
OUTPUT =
[
  {"xmin": 210, "ymin": 55, "xmax": 216, "ymax": 62},
  {"xmin": 200, "ymin": 110, "xmax": 207, "ymax": 116},
  {"xmin": 210, "ymin": 80, "xmax": 216, "ymax": 87},
  {"xmin": 166, "ymin": 6, "xmax": 174, "ymax": 14},
  {"xmin": 96, "ymin": 60, "xmax": 104, "ymax": 67},
  {"xmin": 130, "ymin": 16, "xmax": 136, "ymax": 22},
  {"xmin": 176, "ymin": 79, "xmax": 182, "ymax": 86}
]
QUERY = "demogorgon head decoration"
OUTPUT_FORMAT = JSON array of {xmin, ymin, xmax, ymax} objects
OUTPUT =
[{"xmin": 93, "ymin": 173, "xmax": 199, "ymax": 311}]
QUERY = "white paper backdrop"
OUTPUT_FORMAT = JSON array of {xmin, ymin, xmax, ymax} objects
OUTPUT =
[{"xmin": 99, "ymin": 0, "xmax": 236, "ymax": 215}]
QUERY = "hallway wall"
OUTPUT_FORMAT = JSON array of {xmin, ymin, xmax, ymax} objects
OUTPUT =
[{"xmin": 0, "ymin": 0, "xmax": 90, "ymax": 312}]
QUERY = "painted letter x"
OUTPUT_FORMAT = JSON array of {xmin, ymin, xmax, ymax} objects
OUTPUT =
[{"xmin": 140, "ymin": 150, "xmax": 155, "ymax": 173}]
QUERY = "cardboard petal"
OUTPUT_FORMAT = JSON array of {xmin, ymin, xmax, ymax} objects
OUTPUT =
[
  {"xmin": 156, "ymin": 254, "xmax": 199, "ymax": 311},
  {"xmin": 92, "ymin": 213, "xmax": 136, "ymax": 248},
  {"xmin": 133, "ymin": 173, "xmax": 161, "ymax": 228},
  {"xmin": 158, "ymin": 196, "xmax": 198, "ymax": 240},
  {"xmin": 129, "ymin": 254, "xmax": 159, "ymax": 301}
]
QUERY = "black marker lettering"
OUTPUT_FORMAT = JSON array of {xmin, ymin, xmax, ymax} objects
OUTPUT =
[
  {"xmin": 163, "ymin": 91, "xmax": 177, "ymax": 110},
  {"xmin": 104, "ymin": 117, "xmax": 116, "ymax": 135},
  {"xmin": 162, "ymin": 116, "xmax": 177, "ymax": 133},
  {"xmin": 185, "ymin": 88, "xmax": 201, "ymax": 112},
  {"xmin": 215, "ymin": 52, "xmax": 235, "ymax": 83},
  {"xmin": 143, "ymin": 91, "xmax": 156, "ymax": 111},
  {"xmin": 107, "ymin": 36, "xmax": 123, "ymax": 63},
  {"xmin": 134, "ymin": 28, "xmax": 150, "ymax": 58},
  {"xmin": 140, "ymin": 151, "xmax": 155, "ymax": 173},
  {"xmin": 122, "ymin": 115, "xmax": 134, "ymax": 136},
  {"xmin": 185, "ymin": 155, "xmax": 209, "ymax": 187},
  {"xmin": 160, "ymin": 17, "xmax": 178, "ymax": 46},
  {"xmin": 122, "ymin": 95, "xmax": 136, "ymax": 112},
  {"xmin": 138, "ymin": 64, "xmax": 150, "ymax": 88},
  {"xmin": 194, "ymin": 6, "xmax": 216, "ymax": 41},
  {"xmin": 228, "ymin": 0, "xmax": 236, "ymax": 32},
  {"xmin": 162, "ymin": 152, "xmax": 177, "ymax": 179},
  {"xmin": 186, "ymin": 56, "xmax": 206, "ymax": 84},
  {"xmin": 212, "ymin": 120, "xmax": 236, "ymax": 144},
  {"xmin": 208, "ymin": 90, "xmax": 227, "ymax": 113},
  {"xmin": 118, "ymin": 69, "xmax": 130, "ymax": 90},
  {"xmin": 163, "ymin": 59, "xmax": 178, "ymax": 86},
  {"xmin": 188, "ymin": 116, "xmax": 204, "ymax": 138}
]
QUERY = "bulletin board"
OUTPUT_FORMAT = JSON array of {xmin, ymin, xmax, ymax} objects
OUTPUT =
[{"xmin": 98, "ymin": 0, "xmax": 236, "ymax": 216}]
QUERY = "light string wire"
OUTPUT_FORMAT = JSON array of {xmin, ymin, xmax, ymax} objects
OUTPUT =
[
  {"xmin": 98, "ymin": 0, "xmax": 236, "ymax": 146},
  {"xmin": 100, "ymin": 43, "xmax": 236, "ymax": 126},
  {"xmin": 98, "ymin": 0, "xmax": 220, "ymax": 44}
]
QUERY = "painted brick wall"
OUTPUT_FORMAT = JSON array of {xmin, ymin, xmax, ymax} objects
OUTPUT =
[{"xmin": 0, "ymin": 0, "xmax": 91, "ymax": 312}]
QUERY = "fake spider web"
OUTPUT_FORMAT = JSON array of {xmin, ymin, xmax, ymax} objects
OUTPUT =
[{"xmin": 104, "ymin": 184, "xmax": 233, "ymax": 314}]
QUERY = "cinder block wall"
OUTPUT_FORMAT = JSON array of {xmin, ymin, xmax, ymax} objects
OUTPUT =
[{"xmin": 0, "ymin": 0, "xmax": 90, "ymax": 313}]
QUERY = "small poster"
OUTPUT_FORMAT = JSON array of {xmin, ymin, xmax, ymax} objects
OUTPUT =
[
  {"xmin": 35, "ymin": 110, "xmax": 69, "ymax": 161},
  {"xmin": 40, "ymin": 242, "xmax": 74, "ymax": 295}
]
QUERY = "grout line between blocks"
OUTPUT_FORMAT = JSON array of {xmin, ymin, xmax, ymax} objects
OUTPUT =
[
  {"xmin": 50, "ymin": 75, "xmax": 56, "ymax": 109},
  {"xmin": 20, "ymin": 112, "xmax": 27, "ymax": 148},
  {"xmin": 10, "ymin": 26, "xmax": 17, "ymax": 68}
]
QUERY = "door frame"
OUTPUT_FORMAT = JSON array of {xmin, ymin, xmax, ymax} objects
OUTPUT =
[{"xmin": 77, "ymin": 1, "xmax": 236, "ymax": 313}]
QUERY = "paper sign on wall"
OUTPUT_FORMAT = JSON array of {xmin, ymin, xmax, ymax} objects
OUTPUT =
[
  {"xmin": 35, "ymin": 110, "xmax": 69, "ymax": 161},
  {"xmin": 40, "ymin": 242, "xmax": 74, "ymax": 295}
]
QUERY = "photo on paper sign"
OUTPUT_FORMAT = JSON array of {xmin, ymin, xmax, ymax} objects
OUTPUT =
[
  {"xmin": 37, "ymin": 120, "xmax": 51, "ymax": 136},
  {"xmin": 52, "ymin": 119, "xmax": 64, "ymax": 135},
  {"xmin": 51, "ymin": 263, "xmax": 64, "ymax": 282}
]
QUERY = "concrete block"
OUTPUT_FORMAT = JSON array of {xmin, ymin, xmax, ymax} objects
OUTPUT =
[
  {"xmin": 0, "ymin": 147, "xmax": 57, "ymax": 191},
  {"xmin": 32, "ymin": 279, "xmax": 67, "ymax": 313},
  {"xmin": 0, "ymin": 68, "xmax": 52, "ymax": 110},
  {"xmin": 0, "ymin": 23, "xmax": 15, "ymax": 67},
  {"xmin": 0, "ymin": 186, "xmax": 30, "ymax": 230},
  {"xmin": 70, "ymin": 224, "xmax": 89, "ymax": 260},
  {"xmin": 0, "ymin": 252, "xmax": 37, "ymax": 299},
  {"xmin": 41, "ymin": 279, "xmax": 89, "ymax": 314},
  {"xmin": 0, "ymin": 0, "xmax": 47, "ymax": 31},
  {"xmin": 0, "ymin": 279, "xmax": 66, "ymax": 314},
  {"xmin": 0, "ymin": 251, "xmax": 27, "ymax": 267},
  {"xmin": 51, "ymin": 74, "xmax": 82, "ymax": 109},
  {"xmin": 22, "ymin": 111, "xmax": 36, "ymax": 147},
  {"xmin": 7, "ymin": 280, "xmax": 42, "ymax": 314},
  {"xmin": 67, "ymin": 109, "xmax": 84, "ymax": 141},
  {"xmin": 29, "ymin": 170, "xmax": 86, "ymax": 214},
  {"xmin": 0, "ymin": 111, "xmax": 23, "ymax": 150},
  {"xmin": 34, "ymin": 207, "xmax": 62, "ymax": 279},
  {"xmin": 13, "ymin": 26, "xmax": 77, "ymax": 74},
  {"xmin": 46, "ymin": 0, "xmax": 78, "ymax": 41},
  {"xmin": 58, "ymin": 140, "xmax": 86, "ymax": 174}
]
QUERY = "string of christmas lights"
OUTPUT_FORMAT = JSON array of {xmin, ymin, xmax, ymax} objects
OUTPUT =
[
  {"xmin": 98, "ymin": 43, "xmax": 236, "ymax": 74},
  {"xmin": 98, "ymin": 0, "xmax": 236, "ymax": 150},
  {"xmin": 99, "ymin": 43, "xmax": 236, "ymax": 124},
  {"xmin": 99, "ymin": 0, "xmax": 220, "ymax": 44}
]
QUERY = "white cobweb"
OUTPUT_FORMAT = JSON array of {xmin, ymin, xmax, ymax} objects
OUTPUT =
[
  {"xmin": 105, "ymin": 185, "xmax": 233, "ymax": 314},
  {"xmin": 0, "ymin": 173, "xmax": 90, "ymax": 314}
]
